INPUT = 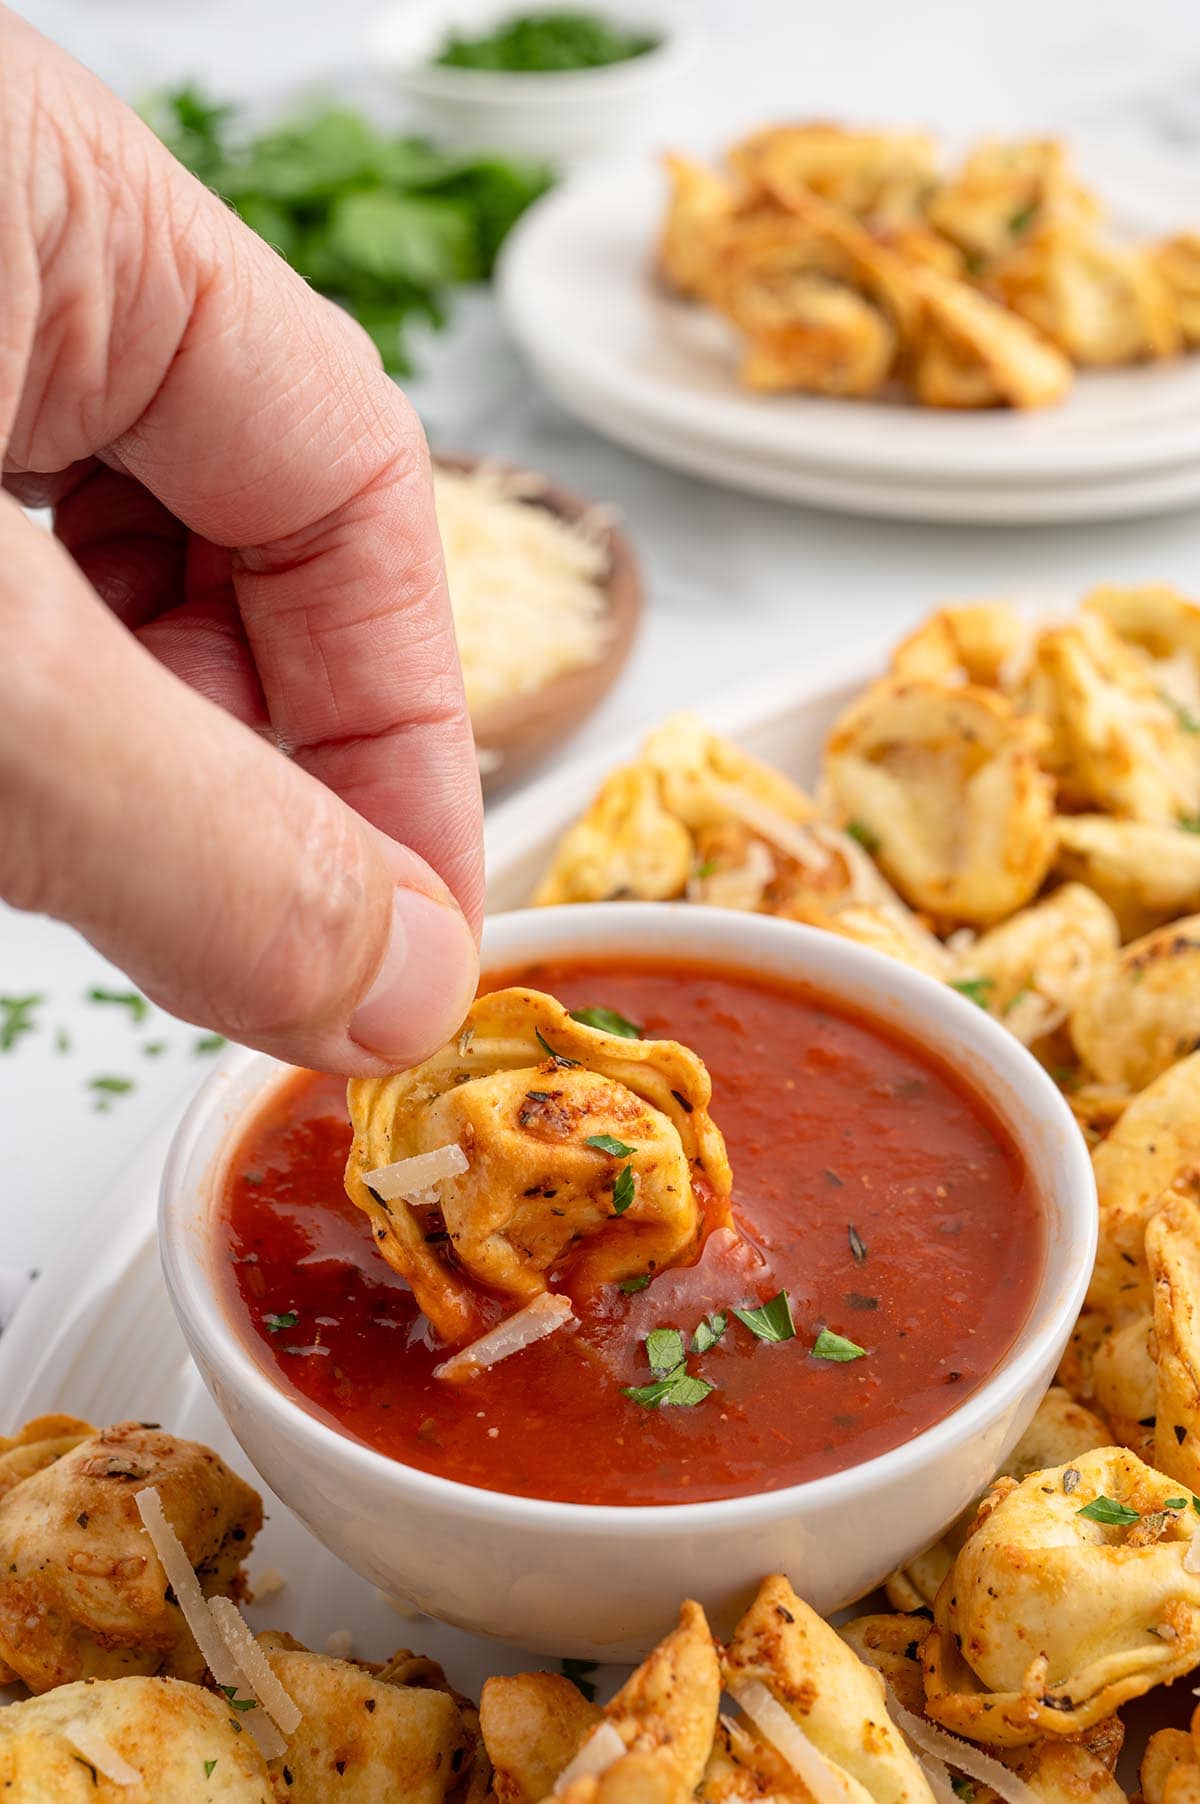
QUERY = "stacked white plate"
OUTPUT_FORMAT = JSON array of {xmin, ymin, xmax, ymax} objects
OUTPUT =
[{"xmin": 498, "ymin": 140, "xmax": 1200, "ymax": 523}]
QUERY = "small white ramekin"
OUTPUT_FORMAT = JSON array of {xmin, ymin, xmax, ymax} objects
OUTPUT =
[
  {"xmin": 160, "ymin": 904, "xmax": 1095, "ymax": 1660},
  {"xmin": 365, "ymin": 0, "xmax": 691, "ymax": 163}
]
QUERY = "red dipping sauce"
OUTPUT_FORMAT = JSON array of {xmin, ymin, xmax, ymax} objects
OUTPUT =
[{"xmin": 218, "ymin": 959, "xmax": 1043, "ymax": 1506}]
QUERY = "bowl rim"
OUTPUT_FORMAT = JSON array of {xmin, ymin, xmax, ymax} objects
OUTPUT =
[
  {"xmin": 367, "ymin": 0, "xmax": 688, "ymax": 96},
  {"xmin": 160, "ymin": 903, "xmax": 1097, "ymax": 1538}
]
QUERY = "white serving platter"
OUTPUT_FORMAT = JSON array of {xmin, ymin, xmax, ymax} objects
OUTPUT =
[
  {"xmin": 0, "ymin": 643, "xmax": 873, "ymax": 1699},
  {"xmin": 499, "ymin": 140, "xmax": 1200, "ymax": 520}
]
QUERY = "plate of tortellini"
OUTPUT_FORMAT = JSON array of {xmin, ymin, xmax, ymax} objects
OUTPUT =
[{"xmin": 498, "ymin": 125, "xmax": 1200, "ymax": 520}]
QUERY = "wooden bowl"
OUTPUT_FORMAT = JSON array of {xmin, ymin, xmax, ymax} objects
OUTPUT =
[{"xmin": 435, "ymin": 454, "xmax": 642, "ymax": 795}]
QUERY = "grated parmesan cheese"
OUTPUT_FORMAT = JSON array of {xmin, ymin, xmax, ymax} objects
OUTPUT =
[
  {"xmin": 62, "ymin": 1724, "xmax": 141, "ymax": 1787},
  {"xmin": 363, "ymin": 1143, "xmax": 468, "ymax": 1204},
  {"xmin": 732, "ymin": 1682, "xmax": 858, "ymax": 1804},
  {"xmin": 434, "ymin": 1293, "xmax": 575, "ymax": 1382},
  {"xmin": 434, "ymin": 463, "xmax": 614, "ymax": 718},
  {"xmin": 554, "ymin": 1722, "xmax": 627, "ymax": 1793}
]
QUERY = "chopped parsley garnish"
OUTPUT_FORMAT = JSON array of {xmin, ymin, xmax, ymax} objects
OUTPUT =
[
  {"xmin": 586, "ymin": 1133, "xmax": 635, "ymax": 1157},
  {"xmin": 89, "ymin": 1075, "xmax": 134, "ymax": 1111},
  {"xmin": 733, "ymin": 1290, "xmax": 795, "ymax": 1343},
  {"xmin": 1077, "ymin": 1494, "xmax": 1139, "ymax": 1526},
  {"xmin": 611, "ymin": 1163, "xmax": 636, "ymax": 1214},
  {"xmin": 1165, "ymin": 1496, "xmax": 1190, "ymax": 1509},
  {"xmin": 848, "ymin": 1223, "xmax": 868, "ymax": 1264},
  {"xmin": 194, "ymin": 1033, "xmax": 226, "ymax": 1055},
  {"xmin": 645, "ymin": 1327, "xmax": 686, "ymax": 1373},
  {"xmin": 54, "ymin": 1028, "xmax": 71, "ymax": 1055},
  {"xmin": 87, "ymin": 986, "xmax": 149, "ymax": 1024},
  {"xmin": 1161, "ymin": 690, "xmax": 1200, "ymax": 734},
  {"xmin": 1180, "ymin": 814, "xmax": 1200, "ymax": 834},
  {"xmin": 951, "ymin": 1780, "xmax": 975, "ymax": 1803},
  {"xmin": 220, "ymin": 1684, "xmax": 257, "ymax": 1711},
  {"xmin": 205, "ymin": 1759, "xmax": 218, "ymax": 1778},
  {"xmin": 693, "ymin": 857, "xmax": 719, "ymax": 880},
  {"xmin": 561, "ymin": 1657, "xmax": 598, "ymax": 1702},
  {"xmin": 263, "ymin": 1311, "xmax": 299, "ymax": 1333},
  {"xmin": 951, "ymin": 976, "xmax": 994, "ymax": 1009},
  {"xmin": 622, "ymin": 1368, "xmax": 714, "ymax": 1409},
  {"xmin": 536, "ymin": 1029, "xmax": 580, "ymax": 1066},
  {"xmin": 0, "ymin": 994, "xmax": 44, "ymax": 1052},
  {"xmin": 692, "ymin": 1311, "xmax": 727, "ymax": 1355},
  {"xmin": 1008, "ymin": 201, "xmax": 1039, "ymax": 234},
  {"xmin": 569, "ymin": 1006, "xmax": 643, "ymax": 1039},
  {"xmin": 1003, "ymin": 985, "xmax": 1033, "ymax": 1015},
  {"xmin": 143, "ymin": 1040, "xmax": 168, "ymax": 1057},
  {"xmin": 846, "ymin": 819, "xmax": 881, "ymax": 854},
  {"xmin": 812, "ymin": 1327, "xmax": 867, "ymax": 1362},
  {"xmin": 619, "ymin": 1274, "xmax": 651, "ymax": 1293},
  {"xmin": 435, "ymin": 11, "xmax": 661, "ymax": 71}
]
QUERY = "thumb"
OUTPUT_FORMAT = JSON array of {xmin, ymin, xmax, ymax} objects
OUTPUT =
[{"xmin": 0, "ymin": 502, "xmax": 479, "ymax": 1074}]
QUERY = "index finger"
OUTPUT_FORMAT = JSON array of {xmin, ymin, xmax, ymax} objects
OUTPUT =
[{"xmin": 1, "ymin": 9, "xmax": 483, "ymax": 927}]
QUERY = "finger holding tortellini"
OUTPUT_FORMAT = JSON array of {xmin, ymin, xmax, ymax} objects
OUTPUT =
[
  {"xmin": 824, "ymin": 679, "xmax": 1056, "ymax": 927},
  {"xmin": 1069, "ymin": 915, "xmax": 1200, "ymax": 1090},
  {"xmin": 346, "ymin": 989, "xmax": 733, "ymax": 1343},
  {"xmin": 922, "ymin": 1448, "xmax": 1200, "ymax": 1744}
]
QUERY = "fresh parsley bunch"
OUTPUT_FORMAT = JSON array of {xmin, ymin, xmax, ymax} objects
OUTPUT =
[{"xmin": 146, "ymin": 87, "xmax": 553, "ymax": 374}]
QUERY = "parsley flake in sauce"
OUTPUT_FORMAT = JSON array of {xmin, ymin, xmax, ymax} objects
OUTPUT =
[
  {"xmin": 619, "ymin": 1274, "xmax": 651, "ymax": 1294},
  {"xmin": 622, "ymin": 1368, "xmax": 714, "ymax": 1409},
  {"xmin": 263, "ymin": 1311, "xmax": 299, "ymax": 1333},
  {"xmin": 733, "ymin": 1290, "xmax": 796, "ymax": 1343},
  {"xmin": 569, "ymin": 1006, "xmax": 643, "ymax": 1039},
  {"xmin": 811, "ymin": 1327, "xmax": 867, "ymax": 1362},
  {"xmin": 692, "ymin": 1311, "xmax": 727, "ymax": 1354},
  {"xmin": 645, "ymin": 1327, "xmax": 685, "ymax": 1374}
]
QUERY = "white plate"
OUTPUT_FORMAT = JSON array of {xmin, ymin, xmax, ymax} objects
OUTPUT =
[
  {"xmin": 499, "ymin": 142, "xmax": 1200, "ymax": 511},
  {"xmin": 0, "ymin": 645, "xmax": 870, "ymax": 1694}
]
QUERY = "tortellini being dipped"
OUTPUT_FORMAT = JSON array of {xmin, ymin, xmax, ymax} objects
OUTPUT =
[
  {"xmin": 922, "ymin": 1447, "xmax": 1200, "ymax": 1744},
  {"xmin": 346, "ymin": 989, "xmax": 733, "ymax": 1344},
  {"xmin": 824, "ymin": 678, "xmax": 1056, "ymax": 926}
]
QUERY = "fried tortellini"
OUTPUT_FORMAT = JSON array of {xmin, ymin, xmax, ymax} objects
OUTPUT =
[
  {"xmin": 728, "ymin": 122, "xmax": 939, "ymax": 223},
  {"xmin": 990, "ymin": 226, "xmax": 1179, "ymax": 367},
  {"xmin": 906, "ymin": 263, "xmax": 1074, "ymax": 410},
  {"xmin": 890, "ymin": 602, "xmax": 1034, "ymax": 690},
  {"xmin": 1087, "ymin": 1050, "xmax": 1200, "ymax": 1315},
  {"xmin": 950, "ymin": 882, "xmax": 1119, "ymax": 1047},
  {"xmin": 0, "ymin": 1421, "xmax": 261, "ymax": 1694},
  {"xmin": 1070, "ymin": 914, "xmax": 1200, "ymax": 1089},
  {"xmin": 1053, "ymin": 815, "xmax": 1200, "ymax": 940},
  {"xmin": 346, "ymin": 988, "xmax": 732, "ymax": 1342},
  {"xmin": 0, "ymin": 1412, "xmax": 95, "ymax": 1502},
  {"xmin": 825, "ymin": 679, "xmax": 1056, "ymax": 925},
  {"xmin": 0, "ymin": 1675, "xmax": 274, "ymax": 1800},
  {"xmin": 923, "ymin": 1448, "xmax": 1200, "ymax": 1743},
  {"xmin": 482, "ymin": 1672, "xmax": 601, "ymax": 1804}
]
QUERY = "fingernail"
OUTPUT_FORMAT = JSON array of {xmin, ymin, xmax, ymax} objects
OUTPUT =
[{"xmin": 350, "ymin": 886, "xmax": 478, "ymax": 1063}]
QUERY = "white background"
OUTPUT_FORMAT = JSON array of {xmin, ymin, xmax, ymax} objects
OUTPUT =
[{"xmin": 5, "ymin": 0, "xmax": 1200, "ymax": 1278}]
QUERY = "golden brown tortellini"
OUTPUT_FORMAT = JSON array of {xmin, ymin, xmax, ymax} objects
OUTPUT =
[
  {"xmin": 641, "ymin": 714, "xmax": 815, "ymax": 838},
  {"xmin": 1088, "ymin": 1051, "xmax": 1200, "ymax": 1315},
  {"xmin": 0, "ymin": 1412, "xmax": 94, "ymax": 1501},
  {"xmin": 825, "ymin": 678, "xmax": 1056, "ymax": 926},
  {"xmin": 1070, "ymin": 914, "xmax": 1200, "ymax": 1089},
  {"xmin": 481, "ymin": 1672, "xmax": 601, "ymax": 1804},
  {"xmin": 906, "ymin": 264, "xmax": 1074, "ymax": 410},
  {"xmin": 0, "ymin": 1675, "xmax": 274, "ymax": 1800},
  {"xmin": 890, "ymin": 602, "xmax": 1032, "ymax": 690},
  {"xmin": 658, "ymin": 153, "xmax": 741, "ymax": 300},
  {"xmin": 952, "ymin": 882, "xmax": 1119, "ymax": 1046},
  {"xmin": 0, "ymin": 1421, "xmax": 261, "ymax": 1694},
  {"xmin": 729, "ymin": 121, "xmax": 939, "ymax": 221},
  {"xmin": 533, "ymin": 762, "xmax": 694, "ymax": 906},
  {"xmin": 1158, "ymin": 234, "xmax": 1200, "ymax": 344},
  {"xmin": 925, "ymin": 136, "xmax": 1097, "ymax": 266},
  {"xmin": 257, "ymin": 1632, "xmax": 478, "ymax": 1803},
  {"xmin": 723, "ymin": 1574, "xmax": 935, "ymax": 1804},
  {"xmin": 346, "ymin": 989, "xmax": 733, "ymax": 1343},
  {"xmin": 1053, "ymin": 815, "xmax": 1200, "ymax": 941},
  {"xmin": 1144, "ymin": 1707, "xmax": 1200, "ymax": 1804},
  {"xmin": 922, "ymin": 1448, "xmax": 1200, "ymax": 1743},
  {"xmin": 884, "ymin": 1386, "xmax": 1111, "ymax": 1612},
  {"xmin": 1148, "ymin": 1175, "xmax": 1200, "ymax": 1494},
  {"xmin": 837, "ymin": 1613, "xmax": 929, "ymax": 1715},
  {"xmin": 605, "ymin": 1599, "xmax": 721, "ymax": 1790},
  {"xmin": 989, "ymin": 226, "xmax": 1180, "ymax": 367},
  {"xmin": 1023, "ymin": 612, "xmax": 1200, "ymax": 824}
]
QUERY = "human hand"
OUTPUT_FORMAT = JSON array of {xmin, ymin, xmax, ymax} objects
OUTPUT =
[{"xmin": 0, "ymin": 7, "xmax": 483, "ymax": 1075}]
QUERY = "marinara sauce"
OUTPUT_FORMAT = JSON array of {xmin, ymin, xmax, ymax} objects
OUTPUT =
[{"xmin": 218, "ymin": 959, "xmax": 1043, "ymax": 1506}]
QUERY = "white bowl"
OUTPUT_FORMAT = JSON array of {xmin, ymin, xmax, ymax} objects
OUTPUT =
[
  {"xmin": 160, "ymin": 904, "xmax": 1095, "ymax": 1660},
  {"xmin": 366, "ymin": 0, "xmax": 690, "ymax": 163}
]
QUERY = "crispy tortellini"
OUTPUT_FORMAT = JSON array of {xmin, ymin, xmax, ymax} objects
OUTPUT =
[
  {"xmin": 825, "ymin": 679, "xmax": 1056, "ymax": 925},
  {"xmin": 1053, "ymin": 815, "xmax": 1200, "ymax": 940},
  {"xmin": 990, "ymin": 227, "xmax": 1179, "ymax": 367},
  {"xmin": 0, "ymin": 1675, "xmax": 274, "ymax": 1800},
  {"xmin": 1070, "ymin": 914, "xmax": 1200, "ymax": 1089},
  {"xmin": 951, "ymin": 882, "xmax": 1119, "ymax": 1047},
  {"xmin": 925, "ymin": 137, "xmax": 1097, "ymax": 266},
  {"xmin": 723, "ymin": 1574, "xmax": 935, "ymax": 1804},
  {"xmin": 0, "ymin": 1412, "xmax": 94, "ymax": 1501},
  {"xmin": 257, "ymin": 1632, "xmax": 479, "ymax": 1802},
  {"xmin": 1144, "ymin": 1707, "xmax": 1200, "ymax": 1804},
  {"xmin": 0, "ymin": 1421, "xmax": 261, "ymax": 1694},
  {"xmin": 923, "ymin": 1448, "xmax": 1200, "ymax": 1743},
  {"xmin": 659, "ymin": 153, "xmax": 741, "ymax": 299},
  {"xmin": 1088, "ymin": 1051, "xmax": 1200, "ymax": 1314},
  {"xmin": 346, "ymin": 989, "xmax": 732, "ymax": 1342},
  {"xmin": 890, "ymin": 602, "xmax": 1033, "ymax": 690},
  {"xmin": 1159, "ymin": 234, "xmax": 1200, "ymax": 344},
  {"xmin": 907, "ymin": 264, "xmax": 1074, "ymax": 411},
  {"xmin": 482, "ymin": 1672, "xmax": 601, "ymax": 1804},
  {"xmin": 533, "ymin": 762, "xmax": 694, "ymax": 906},
  {"xmin": 729, "ymin": 122, "xmax": 939, "ymax": 222}
]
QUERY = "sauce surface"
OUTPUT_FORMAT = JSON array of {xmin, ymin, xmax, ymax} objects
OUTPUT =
[{"xmin": 218, "ymin": 958, "xmax": 1043, "ymax": 1505}]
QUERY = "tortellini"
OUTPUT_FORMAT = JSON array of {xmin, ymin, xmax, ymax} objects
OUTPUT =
[
  {"xmin": 990, "ymin": 227, "xmax": 1179, "ymax": 367},
  {"xmin": 1148, "ymin": 1176, "xmax": 1200, "ymax": 1494},
  {"xmin": 0, "ymin": 1421, "xmax": 261, "ymax": 1694},
  {"xmin": 922, "ymin": 1448, "xmax": 1200, "ymax": 1743},
  {"xmin": 1088, "ymin": 1051, "xmax": 1200, "ymax": 1315},
  {"xmin": 890, "ymin": 602, "xmax": 1033, "ymax": 690},
  {"xmin": 533, "ymin": 763, "xmax": 694, "ymax": 906},
  {"xmin": 1053, "ymin": 815, "xmax": 1200, "ymax": 941},
  {"xmin": 0, "ymin": 1676, "xmax": 274, "ymax": 1800},
  {"xmin": 951, "ymin": 882, "xmax": 1119, "ymax": 1046},
  {"xmin": 825, "ymin": 679, "xmax": 1056, "ymax": 925},
  {"xmin": 0, "ymin": 1412, "xmax": 94, "ymax": 1501},
  {"xmin": 346, "ymin": 988, "xmax": 732, "ymax": 1342},
  {"xmin": 723, "ymin": 1574, "xmax": 935, "ymax": 1804},
  {"xmin": 1070, "ymin": 914, "xmax": 1200, "ymax": 1089},
  {"xmin": 728, "ymin": 122, "xmax": 939, "ymax": 222},
  {"xmin": 1144, "ymin": 1708, "xmax": 1200, "ymax": 1804},
  {"xmin": 925, "ymin": 136, "xmax": 1096, "ymax": 266},
  {"xmin": 906, "ymin": 264, "xmax": 1074, "ymax": 411},
  {"xmin": 482, "ymin": 1673, "xmax": 600, "ymax": 1804}
]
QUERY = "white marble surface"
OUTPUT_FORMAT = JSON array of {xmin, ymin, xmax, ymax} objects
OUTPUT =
[{"xmin": 4, "ymin": 0, "xmax": 1200, "ymax": 1288}]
